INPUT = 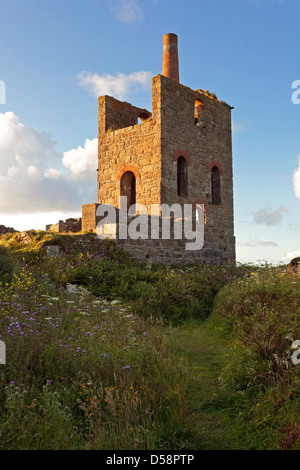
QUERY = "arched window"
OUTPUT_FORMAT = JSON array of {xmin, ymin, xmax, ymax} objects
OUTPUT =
[
  {"xmin": 211, "ymin": 166, "xmax": 221, "ymax": 205},
  {"xmin": 177, "ymin": 156, "xmax": 188, "ymax": 197},
  {"xmin": 120, "ymin": 171, "xmax": 136, "ymax": 211}
]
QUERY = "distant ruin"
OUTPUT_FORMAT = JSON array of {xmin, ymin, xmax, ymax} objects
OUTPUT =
[
  {"xmin": 46, "ymin": 218, "xmax": 82, "ymax": 233},
  {"xmin": 0, "ymin": 225, "xmax": 16, "ymax": 236}
]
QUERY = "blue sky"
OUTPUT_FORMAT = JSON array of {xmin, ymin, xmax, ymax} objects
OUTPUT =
[{"xmin": 0, "ymin": 0, "xmax": 300, "ymax": 264}]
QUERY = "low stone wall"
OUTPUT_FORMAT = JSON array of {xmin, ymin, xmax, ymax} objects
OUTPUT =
[
  {"xmin": 116, "ymin": 237, "xmax": 235, "ymax": 265},
  {"xmin": 46, "ymin": 218, "xmax": 82, "ymax": 233},
  {"xmin": 86, "ymin": 206, "xmax": 235, "ymax": 265}
]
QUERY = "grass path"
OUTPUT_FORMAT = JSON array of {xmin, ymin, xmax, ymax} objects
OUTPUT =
[{"xmin": 167, "ymin": 316, "xmax": 253, "ymax": 450}]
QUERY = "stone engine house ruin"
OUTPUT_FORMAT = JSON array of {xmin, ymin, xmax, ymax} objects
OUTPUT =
[{"xmin": 82, "ymin": 33, "xmax": 236, "ymax": 265}]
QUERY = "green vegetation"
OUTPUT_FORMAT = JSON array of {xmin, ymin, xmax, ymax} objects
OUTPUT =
[{"xmin": 0, "ymin": 232, "xmax": 299, "ymax": 449}]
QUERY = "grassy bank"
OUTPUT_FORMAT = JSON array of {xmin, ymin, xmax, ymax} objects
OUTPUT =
[
  {"xmin": 0, "ymin": 232, "xmax": 299, "ymax": 449},
  {"xmin": 0, "ymin": 262, "xmax": 185, "ymax": 449}
]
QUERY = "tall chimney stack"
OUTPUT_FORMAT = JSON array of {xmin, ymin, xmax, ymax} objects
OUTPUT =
[{"xmin": 162, "ymin": 33, "xmax": 179, "ymax": 83}]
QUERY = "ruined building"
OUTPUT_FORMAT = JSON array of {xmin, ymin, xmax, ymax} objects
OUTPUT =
[{"xmin": 82, "ymin": 34, "xmax": 236, "ymax": 264}]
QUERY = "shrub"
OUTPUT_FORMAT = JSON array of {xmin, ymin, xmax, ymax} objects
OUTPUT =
[
  {"xmin": 0, "ymin": 246, "xmax": 15, "ymax": 283},
  {"xmin": 290, "ymin": 257, "xmax": 300, "ymax": 267},
  {"xmin": 213, "ymin": 267, "xmax": 300, "ymax": 449}
]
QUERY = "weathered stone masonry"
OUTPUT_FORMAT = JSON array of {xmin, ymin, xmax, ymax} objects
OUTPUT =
[{"xmin": 82, "ymin": 33, "xmax": 236, "ymax": 265}]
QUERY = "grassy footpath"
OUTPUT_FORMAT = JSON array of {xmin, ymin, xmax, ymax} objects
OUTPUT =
[{"xmin": 167, "ymin": 317, "xmax": 266, "ymax": 450}]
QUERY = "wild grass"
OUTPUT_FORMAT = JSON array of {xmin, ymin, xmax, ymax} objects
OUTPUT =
[
  {"xmin": 213, "ymin": 266, "xmax": 300, "ymax": 449},
  {"xmin": 0, "ymin": 263, "xmax": 186, "ymax": 449},
  {"xmin": 0, "ymin": 232, "xmax": 299, "ymax": 449}
]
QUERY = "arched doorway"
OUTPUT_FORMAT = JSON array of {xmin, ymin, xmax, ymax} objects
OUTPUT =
[{"xmin": 120, "ymin": 171, "xmax": 136, "ymax": 212}]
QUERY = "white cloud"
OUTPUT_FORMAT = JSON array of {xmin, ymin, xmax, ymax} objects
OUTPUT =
[
  {"xmin": 253, "ymin": 205, "xmax": 288, "ymax": 225},
  {"xmin": 238, "ymin": 238, "xmax": 278, "ymax": 247},
  {"xmin": 62, "ymin": 138, "xmax": 97, "ymax": 179},
  {"xmin": 288, "ymin": 223, "xmax": 298, "ymax": 232},
  {"xmin": 77, "ymin": 71, "xmax": 152, "ymax": 100},
  {"xmin": 27, "ymin": 165, "xmax": 40, "ymax": 177},
  {"xmin": 0, "ymin": 112, "xmax": 97, "ymax": 217},
  {"xmin": 293, "ymin": 155, "xmax": 300, "ymax": 199},
  {"xmin": 109, "ymin": 0, "xmax": 144, "ymax": 23},
  {"xmin": 278, "ymin": 250, "xmax": 300, "ymax": 264},
  {"xmin": 44, "ymin": 168, "xmax": 61, "ymax": 179},
  {"xmin": 232, "ymin": 122, "xmax": 246, "ymax": 133}
]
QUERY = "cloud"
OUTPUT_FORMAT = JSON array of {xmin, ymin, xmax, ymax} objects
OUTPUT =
[
  {"xmin": 77, "ymin": 71, "xmax": 152, "ymax": 101},
  {"xmin": 238, "ymin": 238, "xmax": 278, "ymax": 247},
  {"xmin": 62, "ymin": 138, "xmax": 98, "ymax": 180},
  {"xmin": 278, "ymin": 250, "xmax": 300, "ymax": 264},
  {"xmin": 109, "ymin": 0, "xmax": 144, "ymax": 23},
  {"xmin": 232, "ymin": 122, "xmax": 246, "ymax": 133},
  {"xmin": 288, "ymin": 223, "xmax": 298, "ymax": 232},
  {"xmin": 44, "ymin": 168, "xmax": 61, "ymax": 180},
  {"xmin": 0, "ymin": 112, "xmax": 97, "ymax": 216},
  {"xmin": 253, "ymin": 205, "xmax": 288, "ymax": 225},
  {"xmin": 293, "ymin": 155, "xmax": 300, "ymax": 199}
]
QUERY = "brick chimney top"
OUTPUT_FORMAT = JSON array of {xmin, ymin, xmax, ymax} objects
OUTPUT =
[{"xmin": 162, "ymin": 33, "xmax": 179, "ymax": 83}]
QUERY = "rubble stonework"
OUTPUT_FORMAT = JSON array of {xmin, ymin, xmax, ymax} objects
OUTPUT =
[
  {"xmin": 82, "ymin": 33, "xmax": 236, "ymax": 265},
  {"xmin": 0, "ymin": 225, "xmax": 16, "ymax": 235},
  {"xmin": 46, "ymin": 218, "xmax": 82, "ymax": 233}
]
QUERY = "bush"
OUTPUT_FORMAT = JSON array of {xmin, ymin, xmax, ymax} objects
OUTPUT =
[
  {"xmin": 43, "ymin": 251, "xmax": 250, "ymax": 324},
  {"xmin": 0, "ymin": 246, "xmax": 15, "ymax": 283},
  {"xmin": 213, "ymin": 267, "xmax": 300, "ymax": 449},
  {"xmin": 290, "ymin": 257, "xmax": 300, "ymax": 267}
]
